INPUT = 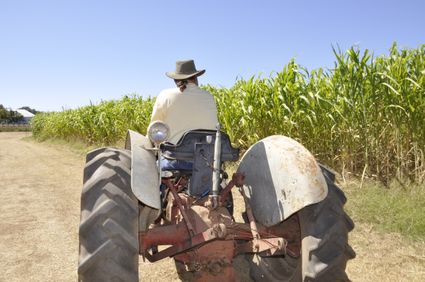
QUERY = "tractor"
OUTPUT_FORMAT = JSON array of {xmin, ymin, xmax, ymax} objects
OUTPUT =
[{"xmin": 78, "ymin": 121, "xmax": 355, "ymax": 281}]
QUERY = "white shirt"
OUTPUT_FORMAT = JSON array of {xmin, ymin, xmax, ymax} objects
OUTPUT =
[{"xmin": 151, "ymin": 83, "xmax": 219, "ymax": 144}]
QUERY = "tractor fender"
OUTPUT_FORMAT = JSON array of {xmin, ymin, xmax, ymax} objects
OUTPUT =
[
  {"xmin": 125, "ymin": 130, "xmax": 161, "ymax": 210},
  {"xmin": 237, "ymin": 135, "xmax": 328, "ymax": 227}
]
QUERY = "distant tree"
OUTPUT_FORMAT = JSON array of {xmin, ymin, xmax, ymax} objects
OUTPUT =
[
  {"xmin": 0, "ymin": 104, "xmax": 7, "ymax": 120},
  {"xmin": 7, "ymin": 109, "xmax": 23, "ymax": 122},
  {"xmin": 0, "ymin": 104, "xmax": 23, "ymax": 123}
]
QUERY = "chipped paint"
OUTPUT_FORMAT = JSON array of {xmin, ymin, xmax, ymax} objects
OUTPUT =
[{"xmin": 237, "ymin": 135, "xmax": 328, "ymax": 227}]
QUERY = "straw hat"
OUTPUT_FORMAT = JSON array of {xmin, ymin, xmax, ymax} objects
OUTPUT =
[{"xmin": 166, "ymin": 60, "xmax": 205, "ymax": 80}]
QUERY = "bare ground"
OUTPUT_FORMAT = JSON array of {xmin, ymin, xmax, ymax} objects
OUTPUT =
[{"xmin": 0, "ymin": 132, "xmax": 424, "ymax": 281}]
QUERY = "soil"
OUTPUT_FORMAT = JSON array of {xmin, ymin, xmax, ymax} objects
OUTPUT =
[{"xmin": 0, "ymin": 132, "xmax": 424, "ymax": 281}]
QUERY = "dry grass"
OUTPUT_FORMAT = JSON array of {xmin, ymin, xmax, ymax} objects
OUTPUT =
[
  {"xmin": 346, "ymin": 222, "xmax": 425, "ymax": 281},
  {"xmin": 340, "ymin": 180, "xmax": 425, "ymax": 281}
]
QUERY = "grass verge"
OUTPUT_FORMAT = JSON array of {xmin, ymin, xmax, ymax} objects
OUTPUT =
[
  {"xmin": 343, "ymin": 179, "xmax": 425, "ymax": 241},
  {"xmin": 24, "ymin": 135, "xmax": 124, "ymax": 156},
  {"xmin": 0, "ymin": 126, "xmax": 31, "ymax": 132}
]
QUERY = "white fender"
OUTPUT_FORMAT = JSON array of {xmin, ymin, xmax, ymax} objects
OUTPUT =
[
  {"xmin": 237, "ymin": 135, "xmax": 328, "ymax": 227},
  {"xmin": 125, "ymin": 130, "xmax": 161, "ymax": 210}
]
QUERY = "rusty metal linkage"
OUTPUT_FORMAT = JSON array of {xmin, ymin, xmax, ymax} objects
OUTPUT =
[
  {"xmin": 238, "ymin": 185, "xmax": 261, "ymax": 251},
  {"xmin": 141, "ymin": 223, "xmax": 226, "ymax": 262},
  {"xmin": 220, "ymin": 173, "xmax": 245, "ymax": 204},
  {"xmin": 163, "ymin": 178, "xmax": 196, "ymax": 236},
  {"xmin": 139, "ymin": 171, "xmax": 300, "ymax": 268}
]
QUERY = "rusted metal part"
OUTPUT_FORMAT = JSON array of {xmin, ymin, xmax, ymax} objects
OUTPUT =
[
  {"xmin": 143, "ymin": 224, "xmax": 225, "ymax": 262},
  {"xmin": 224, "ymin": 214, "xmax": 301, "ymax": 258},
  {"xmin": 143, "ymin": 206, "xmax": 235, "ymax": 262},
  {"xmin": 266, "ymin": 213, "xmax": 301, "ymax": 257},
  {"xmin": 140, "ymin": 205, "xmax": 300, "ymax": 269},
  {"xmin": 140, "ymin": 171, "xmax": 301, "ymax": 281},
  {"xmin": 163, "ymin": 178, "xmax": 196, "ymax": 236},
  {"xmin": 176, "ymin": 256, "xmax": 236, "ymax": 282},
  {"xmin": 174, "ymin": 207, "xmax": 236, "ymax": 282},
  {"xmin": 141, "ymin": 203, "xmax": 238, "ymax": 280},
  {"xmin": 220, "ymin": 173, "xmax": 245, "ymax": 204},
  {"xmin": 166, "ymin": 191, "xmax": 209, "ymax": 223},
  {"xmin": 232, "ymin": 172, "xmax": 246, "ymax": 187},
  {"xmin": 139, "ymin": 220, "xmax": 190, "ymax": 253},
  {"xmin": 235, "ymin": 237, "xmax": 286, "ymax": 256},
  {"xmin": 175, "ymin": 176, "xmax": 189, "ymax": 192},
  {"xmin": 238, "ymin": 186, "xmax": 261, "ymax": 251},
  {"xmin": 175, "ymin": 242, "xmax": 236, "ymax": 282}
]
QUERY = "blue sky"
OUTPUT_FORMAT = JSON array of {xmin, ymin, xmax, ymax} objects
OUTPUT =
[{"xmin": 1, "ymin": 0, "xmax": 424, "ymax": 111}]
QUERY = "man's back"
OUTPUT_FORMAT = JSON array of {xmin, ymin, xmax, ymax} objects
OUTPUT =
[{"xmin": 151, "ymin": 83, "xmax": 218, "ymax": 144}]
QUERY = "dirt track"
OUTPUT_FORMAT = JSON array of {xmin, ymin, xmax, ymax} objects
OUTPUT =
[{"xmin": 0, "ymin": 132, "xmax": 424, "ymax": 281}]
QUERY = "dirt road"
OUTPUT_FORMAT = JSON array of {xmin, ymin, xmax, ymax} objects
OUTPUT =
[
  {"xmin": 0, "ymin": 132, "xmax": 180, "ymax": 282},
  {"xmin": 0, "ymin": 132, "xmax": 82, "ymax": 281},
  {"xmin": 0, "ymin": 132, "xmax": 424, "ymax": 281}
]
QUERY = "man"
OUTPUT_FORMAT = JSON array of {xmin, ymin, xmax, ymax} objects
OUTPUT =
[{"xmin": 151, "ymin": 59, "xmax": 218, "ymax": 144}]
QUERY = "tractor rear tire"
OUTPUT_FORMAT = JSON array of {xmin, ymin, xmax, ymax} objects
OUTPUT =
[
  {"xmin": 78, "ymin": 148, "xmax": 139, "ymax": 282},
  {"xmin": 247, "ymin": 168, "xmax": 355, "ymax": 281}
]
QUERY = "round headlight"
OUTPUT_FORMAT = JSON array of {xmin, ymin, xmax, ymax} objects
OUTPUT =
[{"xmin": 147, "ymin": 121, "xmax": 170, "ymax": 144}]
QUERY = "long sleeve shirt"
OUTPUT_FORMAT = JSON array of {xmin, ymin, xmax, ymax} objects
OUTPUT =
[{"xmin": 151, "ymin": 83, "xmax": 218, "ymax": 144}]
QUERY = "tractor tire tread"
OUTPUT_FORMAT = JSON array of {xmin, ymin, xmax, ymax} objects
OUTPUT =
[{"xmin": 78, "ymin": 148, "xmax": 138, "ymax": 282}]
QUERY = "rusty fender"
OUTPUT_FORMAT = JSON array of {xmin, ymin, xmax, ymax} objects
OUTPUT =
[
  {"xmin": 237, "ymin": 135, "xmax": 328, "ymax": 227},
  {"xmin": 125, "ymin": 130, "xmax": 161, "ymax": 213}
]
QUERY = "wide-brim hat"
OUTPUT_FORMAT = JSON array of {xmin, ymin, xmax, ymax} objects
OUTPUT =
[{"xmin": 166, "ymin": 60, "xmax": 205, "ymax": 80}]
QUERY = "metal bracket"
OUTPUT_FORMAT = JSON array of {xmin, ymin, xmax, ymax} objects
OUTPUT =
[{"xmin": 142, "ymin": 223, "xmax": 226, "ymax": 262}]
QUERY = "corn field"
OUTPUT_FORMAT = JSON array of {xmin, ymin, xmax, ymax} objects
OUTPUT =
[
  {"xmin": 31, "ymin": 95, "xmax": 154, "ymax": 144},
  {"xmin": 32, "ymin": 44, "xmax": 425, "ymax": 183}
]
